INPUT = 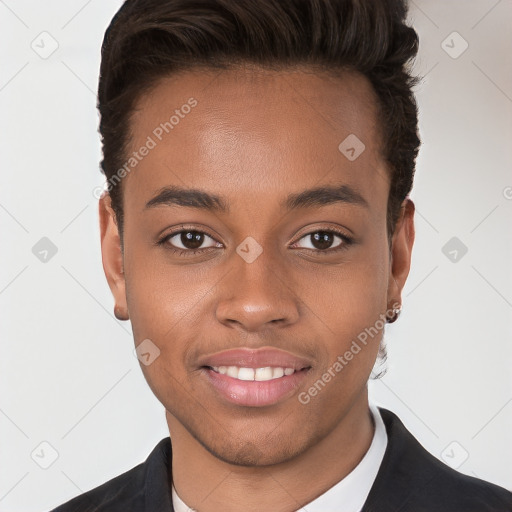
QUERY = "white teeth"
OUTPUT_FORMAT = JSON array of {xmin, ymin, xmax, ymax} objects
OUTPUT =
[
  {"xmin": 272, "ymin": 367, "xmax": 284, "ymax": 378},
  {"xmin": 211, "ymin": 366, "xmax": 298, "ymax": 381},
  {"xmin": 226, "ymin": 366, "xmax": 239, "ymax": 378},
  {"xmin": 255, "ymin": 367, "xmax": 273, "ymax": 381},
  {"xmin": 237, "ymin": 367, "xmax": 255, "ymax": 381}
]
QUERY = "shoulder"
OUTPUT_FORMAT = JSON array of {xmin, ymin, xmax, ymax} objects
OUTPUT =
[
  {"xmin": 363, "ymin": 408, "xmax": 512, "ymax": 512},
  {"xmin": 50, "ymin": 438, "xmax": 172, "ymax": 512}
]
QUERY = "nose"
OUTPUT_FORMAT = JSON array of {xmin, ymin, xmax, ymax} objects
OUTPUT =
[{"xmin": 215, "ymin": 250, "xmax": 300, "ymax": 333}]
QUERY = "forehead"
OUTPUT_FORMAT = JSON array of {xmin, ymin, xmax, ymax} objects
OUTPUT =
[{"xmin": 124, "ymin": 66, "xmax": 389, "ymax": 214}]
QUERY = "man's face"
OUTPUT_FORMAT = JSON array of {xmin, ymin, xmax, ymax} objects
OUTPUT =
[{"xmin": 101, "ymin": 67, "xmax": 413, "ymax": 466}]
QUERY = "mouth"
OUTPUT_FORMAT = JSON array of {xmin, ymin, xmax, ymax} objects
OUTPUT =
[
  {"xmin": 197, "ymin": 347, "xmax": 313, "ymax": 407},
  {"xmin": 204, "ymin": 365, "xmax": 309, "ymax": 381},
  {"xmin": 200, "ymin": 363, "xmax": 312, "ymax": 407}
]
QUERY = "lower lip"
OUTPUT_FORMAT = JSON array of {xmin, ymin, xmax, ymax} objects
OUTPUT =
[{"xmin": 202, "ymin": 367, "xmax": 310, "ymax": 407}]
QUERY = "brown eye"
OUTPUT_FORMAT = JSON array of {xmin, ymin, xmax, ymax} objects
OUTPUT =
[
  {"xmin": 310, "ymin": 231, "xmax": 337, "ymax": 250},
  {"xmin": 293, "ymin": 230, "xmax": 352, "ymax": 253},
  {"xmin": 162, "ymin": 230, "xmax": 221, "ymax": 252},
  {"xmin": 178, "ymin": 231, "xmax": 205, "ymax": 249}
]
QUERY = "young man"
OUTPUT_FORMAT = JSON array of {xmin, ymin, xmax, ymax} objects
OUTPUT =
[{"xmin": 53, "ymin": 0, "xmax": 512, "ymax": 510}]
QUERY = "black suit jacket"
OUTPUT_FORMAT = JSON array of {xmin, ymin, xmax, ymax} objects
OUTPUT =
[{"xmin": 51, "ymin": 408, "xmax": 512, "ymax": 511}]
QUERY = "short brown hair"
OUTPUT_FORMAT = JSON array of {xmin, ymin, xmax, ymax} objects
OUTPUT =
[{"xmin": 98, "ymin": 0, "xmax": 420, "ymax": 242}]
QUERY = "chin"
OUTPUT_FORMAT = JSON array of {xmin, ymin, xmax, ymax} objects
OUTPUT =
[
  {"xmin": 202, "ymin": 439, "xmax": 303, "ymax": 467},
  {"xmin": 192, "ymin": 421, "xmax": 321, "ymax": 468}
]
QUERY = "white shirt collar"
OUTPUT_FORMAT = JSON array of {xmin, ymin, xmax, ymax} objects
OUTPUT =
[
  {"xmin": 296, "ymin": 403, "xmax": 387, "ymax": 512},
  {"xmin": 171, "ymin": 403, "xmax": 387, "ymax": 512}
]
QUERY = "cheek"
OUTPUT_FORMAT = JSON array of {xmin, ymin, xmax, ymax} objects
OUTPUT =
[
  {"xmin": 123, "ymin": 237, "xmax": 217, "ymax": 341},
  {"xmin": 297, "ymin": 260, "xmax": 389, "ymax": 415},
  {"xmin": 121, "ymin": 198, "xmax": 208, "ymax": 314},
  {"xmin": 298, "ymin": 244, "xmax": 389, "ymax": 341},
  {"xmin": 123, "ymin": 249, "xmax": 228, "ymax": 404}
]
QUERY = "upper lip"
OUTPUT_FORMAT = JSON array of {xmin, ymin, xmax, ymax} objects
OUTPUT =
[{"xmin": 198, "ymin": 347, "xmax": 312, "ymax": 370}]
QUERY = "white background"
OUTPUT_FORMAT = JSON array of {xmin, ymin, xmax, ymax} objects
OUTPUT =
[{"xmin": 1, "ymin": 1, "xmax": 511, "ymax": 510}]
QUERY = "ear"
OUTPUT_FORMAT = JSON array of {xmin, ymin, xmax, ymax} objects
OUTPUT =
[
  {"xmin": 387, "ymin": 198, "xmax": 415, "ymax": 309},
  {"xmin": 99, "ymin": 193, "xmax": 129, "ymax": 321}
]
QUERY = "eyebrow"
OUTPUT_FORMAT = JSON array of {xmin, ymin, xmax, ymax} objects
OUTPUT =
[
  {"xmin": 284, "ymin": 184, "xmax": 369, "ymax": 210},
  {"xmin": 145, "ymin": 186, "xmax": 229, "ymax": 212},
  {"xmin": 144, "ymin": 184, "xmax": 369, "ymax": 212}
]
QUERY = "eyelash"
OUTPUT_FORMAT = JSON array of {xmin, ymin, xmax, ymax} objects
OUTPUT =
[{"xmin": 156, "ymin": 226, "xmax": 354, "ymax": 257}]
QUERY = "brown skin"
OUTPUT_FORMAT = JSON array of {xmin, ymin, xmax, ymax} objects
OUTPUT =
[{"xmin": 99, "ymin": 66, "xmax": 415, "ymax": 512}]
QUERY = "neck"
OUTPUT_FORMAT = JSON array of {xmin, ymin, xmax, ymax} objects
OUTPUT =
[{"xmin": 167, "ymin": 393, "xmax": 374, "ymax": 512}]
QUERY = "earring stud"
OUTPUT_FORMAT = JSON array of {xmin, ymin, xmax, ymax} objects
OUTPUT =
[{"xmin": 386, "ymin": 303, "xmax": 402, "ymax": 324}]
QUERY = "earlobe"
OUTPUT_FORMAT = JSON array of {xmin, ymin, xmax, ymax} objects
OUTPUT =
[
  {"xmin": 99, "ymin": 193, "xmax": 129, "ymax": 321},
  {"xmin": 387, "ymin": 198, "xmax": 415, "ymax": 316}
]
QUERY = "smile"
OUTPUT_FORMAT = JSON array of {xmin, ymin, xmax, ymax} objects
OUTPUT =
[
  {"xmin": 209, "ymin": 365, "xmax": 297, "ymax": 381},
  {"xmin": 203, "ymin": 366, "xmax": 311, "ymax": 407}
]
